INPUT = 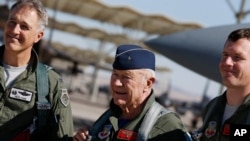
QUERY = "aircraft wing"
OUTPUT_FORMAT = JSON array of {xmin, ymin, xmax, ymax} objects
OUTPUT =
[{"xmin": 144, "ymin": 23, "xmax": 250, "ymax": 83}]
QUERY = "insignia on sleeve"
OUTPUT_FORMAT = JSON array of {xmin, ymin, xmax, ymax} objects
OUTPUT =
[
  {"xmin": 205, "ymin": 121, "xmax": 217, "ymax": 138},
  {"xmin": 60, "ymin": 89, "xmax": 69, "ymax": 107},
  {"xmin": 98, "ymin": 124, "xmax": 112, "ymax": 139}
]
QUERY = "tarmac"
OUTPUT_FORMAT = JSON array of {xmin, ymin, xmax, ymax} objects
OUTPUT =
[
  {"xmin": 70, "ymin": 92, "xmax": 110, "ymax": 132},
  {"xmin": 69, "ymin": 91, "xmax": 202, "ymax": 134}
]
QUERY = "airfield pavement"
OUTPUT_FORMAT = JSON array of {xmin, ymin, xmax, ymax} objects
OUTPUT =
[
  {"xmin": 69, "ymin": 91, "xmax": 203, "ymax": 134},
  {"xmin": 70, "ymin": 91, "xmax": 109, "ymax": 132}
]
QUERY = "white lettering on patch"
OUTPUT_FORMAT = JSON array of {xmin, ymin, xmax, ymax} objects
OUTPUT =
[{"xmin": 10, "ymin": 88, "xmax": 33, "ymax": 102}]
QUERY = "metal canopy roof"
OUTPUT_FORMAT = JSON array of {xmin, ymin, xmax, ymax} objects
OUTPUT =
[
  {"xmin": 46, "ymin": 19, "xmax": 171, "ymax": 72},
  {"xmin": 0, "ymin": 4, "xmax": 170, "ymax": 72},
  {"xmin": 42, "ymin": 41, "xmax": 114, "ymax": 70},
  {"xmin": 48, "ymin": 18, "xmax": 139, "ymax": 45},
  {"xmin": 41, "ymin": 0, "xmax": 202, "ymax": 35},
  {"xmin": 41, "ymin": 40, "xmax": 171, "ymax": 72}
]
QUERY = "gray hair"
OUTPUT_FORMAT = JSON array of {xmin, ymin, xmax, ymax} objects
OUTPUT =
[
  {"xmin": 146, "ymin": 69, "xmax": 156, "ymax": 78},
  {"xmin": 10, "ymin": 0, "xmax": 48, "ymax": 31},
  {"xmin": 138, "ymin": 69, "xmax": 156, "ymax": 82}
]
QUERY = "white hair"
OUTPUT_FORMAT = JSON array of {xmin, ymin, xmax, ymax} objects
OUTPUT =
[
  {"xmin": 147, "ymin": 69, "xmax": 155, "ymax": 78},
  {"xmin": 137, "ymin": 69, "xmax": 156, "ymax": 82}
]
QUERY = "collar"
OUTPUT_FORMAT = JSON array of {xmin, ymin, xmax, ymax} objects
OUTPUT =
[{"xmin": 0, "ymin": 45, "xmax": 39, "ymax": 73}]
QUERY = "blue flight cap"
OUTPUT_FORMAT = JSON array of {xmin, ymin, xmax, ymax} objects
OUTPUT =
[{"xmin": 113, "ymin": 44, "xmax": 155, "ymax": 71}]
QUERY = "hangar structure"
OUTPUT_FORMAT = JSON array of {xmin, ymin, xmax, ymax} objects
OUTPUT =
[
  {"xmin": 0, "ymin": 0, "xmax": 202, "ymax": 68},
  {"xmin": 40, "ymin": 0, "xmax": 202, "ymax": 35},
  {"xmin": 0, "ymin": 0, "xmax": 202, "ymax": 102}
]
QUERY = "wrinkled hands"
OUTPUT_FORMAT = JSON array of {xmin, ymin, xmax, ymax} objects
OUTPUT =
[{"xmin": 73, "ymin": 128, "xmax": 89, "ymax": 141}]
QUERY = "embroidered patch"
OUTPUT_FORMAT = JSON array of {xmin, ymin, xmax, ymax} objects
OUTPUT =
[
  {"xmin": 98, "ymin": 124, "xmax": 112, "ymax": 139},
  {"xmin": 117, "ymin": 129, "xmax": 137, "ymax": 141},
  {"xmin": 9, "ymin": 88, "xmax": 33, "ymax": 102},
  {"xmin": 60, "ymin": 89, "xmax": 69, "ymax": 107},
  {"xmin": 205, "ymin": 121, "xmax": 217, "ymax": 138},
  {"xmin": 222, "ymin": 123, "xmax": 230, "ymax": 135},
  {"xmin": 191, "ymin": 131, "xmax": 202, "ymax": 140}
]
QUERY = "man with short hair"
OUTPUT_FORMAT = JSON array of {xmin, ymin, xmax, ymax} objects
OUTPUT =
[
  {"xmin": 193, "ymin": 28, "xmax": 250, "ymax": 141},
  {"xmin": 73, "ymin": 44, "xmax": 191, "ymax": 141},
  {"xmin": 0, "ymin": 0, "xmax": 73, "ymax": 140}
]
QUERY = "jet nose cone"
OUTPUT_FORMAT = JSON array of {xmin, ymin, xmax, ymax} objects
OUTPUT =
[{"xmin": 145, "ymin": 23, "xmax": 250, "ymax": 83}]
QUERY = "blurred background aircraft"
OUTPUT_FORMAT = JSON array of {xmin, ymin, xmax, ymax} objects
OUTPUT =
[
  {"xmin": 145, "ymin": 0, "xmax": 250, "ymax": 117},
  {"xmin": 144, "ymin": 0, "xmax": 250, "ymax": 118},
  {"xmin": 145, "ymin": 22, "xmax": 250, "ymax": 84}
]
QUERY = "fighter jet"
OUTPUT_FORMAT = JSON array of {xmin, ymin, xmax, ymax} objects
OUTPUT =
[{"xmin": 144, "ymin": 23, "xmax": 250, "ymax": 83}]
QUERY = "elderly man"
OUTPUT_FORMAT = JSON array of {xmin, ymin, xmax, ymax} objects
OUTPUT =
[{"xmin": 74, "ymin": 44, "xmax": 191, "ymax": 141}]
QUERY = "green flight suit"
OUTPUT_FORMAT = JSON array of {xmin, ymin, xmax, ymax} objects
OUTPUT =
[
  {"xmin": 90, "ymin": 92, "xmax": 190, "ymax": 141},
  {"xmin": 0, "ymin": 45, "xmax": 73, "ymax": 141},
  {"xmin": 199, "ymin": 91, "xmax": 250, "ymax": 141}
]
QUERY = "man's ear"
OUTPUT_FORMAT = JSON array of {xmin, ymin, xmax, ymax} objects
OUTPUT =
[
  {"xmin": 34, "ymin": 31, "xmax": 44, "ymax": 43},
  {"xmin": 145, "ymin": 77, "xmax": 155, "ymax": 89}
]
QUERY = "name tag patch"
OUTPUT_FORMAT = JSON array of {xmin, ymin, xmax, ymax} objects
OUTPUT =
[
  {"xmin": 10, "ymin": 88, "xmax": 33, "ymax": 102},
  {"xmin": 117, "ymin": 129, "xmax": 137, "ymax": 141}
]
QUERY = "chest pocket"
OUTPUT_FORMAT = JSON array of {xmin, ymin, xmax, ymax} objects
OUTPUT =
[{"xmin": 2, "ymin": 88, "xmax": 36, "ymax": 122}]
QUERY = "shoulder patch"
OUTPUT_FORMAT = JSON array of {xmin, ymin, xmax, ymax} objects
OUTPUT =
[{"xmin": 60, "ymin": 89, "xmax": 69, "ymax": 107}]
